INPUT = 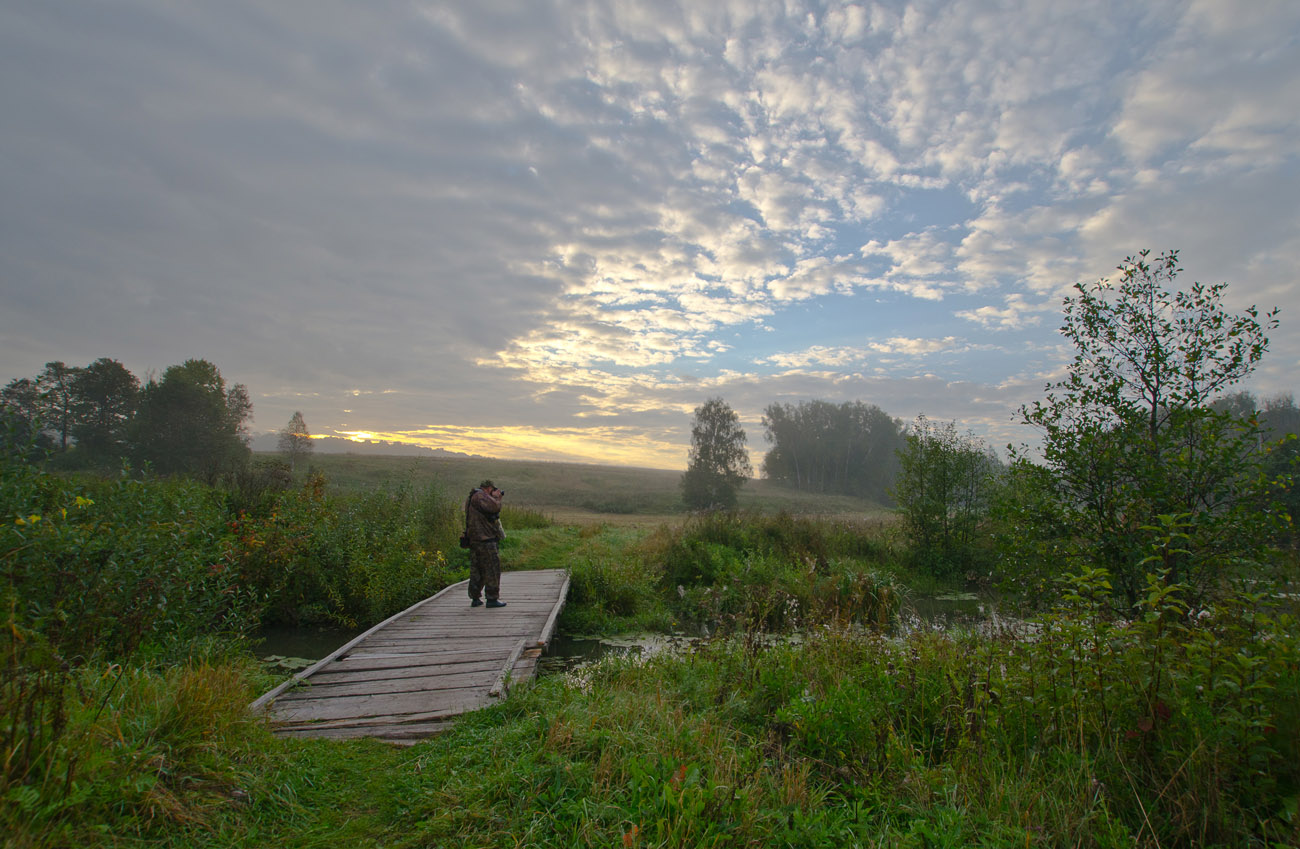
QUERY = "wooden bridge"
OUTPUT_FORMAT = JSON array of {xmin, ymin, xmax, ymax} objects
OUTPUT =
[{"xmin": 250, "ymin": 568, "xmax": 570, "ymax": 743}]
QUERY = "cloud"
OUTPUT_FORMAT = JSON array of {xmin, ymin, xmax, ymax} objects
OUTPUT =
[{"xmin": 2, "ymin": 0, "xmax": 1298, "ymax": 469}]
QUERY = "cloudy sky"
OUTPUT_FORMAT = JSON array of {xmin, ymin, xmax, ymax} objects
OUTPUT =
[{"xmin": 2, "ymin": 1, "xmax": 1297, "ymax": 470}]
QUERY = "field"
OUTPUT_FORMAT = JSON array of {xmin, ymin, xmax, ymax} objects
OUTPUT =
[{"xmin": 294, "ymin": 451, "xmax": 892, "ymax": 524}]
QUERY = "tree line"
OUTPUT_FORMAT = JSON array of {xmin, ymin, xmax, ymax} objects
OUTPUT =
[
  {"xmin": 681, "ymin": 396, "xmax": 908, "ymax": 510},
  {"xmin": 2, "ymin": 357, "xmax": 255, "ymax": 481},
  {"xmin": 894, "ymin": 251, "xmax": 1298, "ymax": 611},
  {"xmin": 685, "ymin": 250, "xmax": 1298, "ymax": 615}
]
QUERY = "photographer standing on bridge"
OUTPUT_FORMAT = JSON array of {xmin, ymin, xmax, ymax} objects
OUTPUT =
[{"xmin": 464, "ymin": 480, "xmax": 507, "ymax": 608}]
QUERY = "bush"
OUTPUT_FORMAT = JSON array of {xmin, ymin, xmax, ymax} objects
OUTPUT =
[
  {"xmin": 640, "ymin": 512, "xmax": 902, "ymax": 635},
  {"xmin": 229, "ymin": 478, "xmax": 461, "ymax": 628}
]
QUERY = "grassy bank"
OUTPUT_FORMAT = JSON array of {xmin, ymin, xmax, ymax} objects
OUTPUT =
[{"xmin": 12, "ymin": 595, "xmax": 1298, "ymax": 848}]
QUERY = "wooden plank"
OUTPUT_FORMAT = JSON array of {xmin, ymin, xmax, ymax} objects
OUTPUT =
[
  {"xmin": 276, "ymin": 668, "xmax": 498, "ymax": 700},
  {"xmin": 309, "ymin": 658, "xmax": 499, "ymax": 684},
  {"xmin": 249, "ymin": 579, "xmax": 464, "ymax": 713},
  {"xmin": 319, "ymin": 649, "xmax": 509, "ymax": 673},
  {"xmin": 255, "ymin": 569, "xmax": 571, "ymax": 740},
  {"xmin": 489, "ymin": 638, "xmax": 527, "ymax": 698},
  {"xmin": 536, "ymin": 572, "xmax": 570, "ymax": 648},
  {"xmin": 276, "ymin": 721, "xmax": 456, "ymax": 741},
  {"xmin": 274, "ymin": 690, "xmax": 485, "ymax": 724}
]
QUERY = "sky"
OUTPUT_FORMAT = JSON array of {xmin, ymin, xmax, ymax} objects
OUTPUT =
[{"xmin": 2, "ymin": 0, "xmax": 1298, "ymax": 471}]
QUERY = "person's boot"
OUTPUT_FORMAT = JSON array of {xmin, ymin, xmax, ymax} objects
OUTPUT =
[
  {"xmin": 470, "ymin": 598, "xmax": 483, "ymax": 607},
  {"xmin": 485, "ymin": 600, "xmax": 507, "ymax": 608}
]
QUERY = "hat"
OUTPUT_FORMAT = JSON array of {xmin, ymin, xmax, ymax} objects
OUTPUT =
[{"xmin": 479, "ymin": 479, "xmax": 496, "ymax": 490}]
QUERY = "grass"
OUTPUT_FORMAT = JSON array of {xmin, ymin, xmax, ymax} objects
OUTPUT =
[
  {"xmin": 8, "ymin": 453, "xmax": 1299, "ymax": 848},
  {"xmin": 21, "ymin": 612, "xmax": 1298, "ymax": 847},
  {"xmin": 289, "ymin": 451, "xmax": 891, "ymax": 520}
]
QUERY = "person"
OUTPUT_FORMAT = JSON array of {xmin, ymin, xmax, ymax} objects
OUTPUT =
[{"xmin": 464, "ymin": 479, "xmax": 507, "ymax": 608}]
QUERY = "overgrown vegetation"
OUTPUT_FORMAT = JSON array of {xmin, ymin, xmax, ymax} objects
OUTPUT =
[{"xmin": 893, "ymin": 415, "xmax": 1001, "ymax": 578}]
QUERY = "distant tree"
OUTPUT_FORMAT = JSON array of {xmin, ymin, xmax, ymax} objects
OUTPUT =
[
  {"xmin": 131, "ymin": 359, "xmax": 252, "ymax": 481},
  {"xmin": 1012, "ymin": 250, "xmax": 1282, "ymax": 606},
  {"xmin": 1211, "ymin": 391, "xmax": 1300, "ymax": 546},
  {"xmin": 893, "ymin": 416, "xmax": 1001, "ymax": 577},
  {"xmin": 761, "ymin": 400, "xmax": 904, "ymax": 501},
  {"xmin": 682, "ymin": 397, "xmax": 752, "ymax": 510},
  {"xmin": 70, "ymin": 358, "xmax": 139, "ymax": 460},
  {"xmin": 278, "ymin": 410, "xmax": 313, "ymax": 471},
  {"xmin": 1262, "ymin": 393, "xmax": 1300, "ymax": 442},
  {"xmin": 37, "ymin": 361, "xmax": 82, "ymax": 451},
  {"xmin": 0, "ymin": 377, "xmax": 52, "ymax": 450}
]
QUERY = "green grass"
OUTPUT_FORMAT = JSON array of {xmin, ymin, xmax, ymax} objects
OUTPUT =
[
  {"xmin": 18, "ymin": 611, "xmax": 1298, "ymax": 848},
  {"xmin": 9, "ymin": 453, "xmax": 1299, "ymax": 848}
]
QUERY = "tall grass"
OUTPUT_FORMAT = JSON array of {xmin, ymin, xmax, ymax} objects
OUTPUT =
[{"xmin": 391, "ymin": 583, "xmax": 1298, "ymax": 848}]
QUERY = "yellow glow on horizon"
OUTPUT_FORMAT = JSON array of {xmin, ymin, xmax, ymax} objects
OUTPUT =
[{"xmin": 328, "ymin": 425, "xmax": 688, "ymax": 470}]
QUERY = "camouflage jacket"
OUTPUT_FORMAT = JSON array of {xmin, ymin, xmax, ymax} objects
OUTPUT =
[{"xmin": 464, "ymin": 487, "xmax": 505, "ymax": 543}]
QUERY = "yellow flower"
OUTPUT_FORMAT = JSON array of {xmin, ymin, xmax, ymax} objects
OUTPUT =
[{"xmin": 75, "ymin": 496, "xmax": 95, "ymax": 507}]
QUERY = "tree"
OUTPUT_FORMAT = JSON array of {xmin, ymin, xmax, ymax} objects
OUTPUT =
[
  {"xmin": 70, "ymin": 358, "xmax": 139, "ymax": 460},
  {"xmin": 893, "ymin": 416, "xmax": 1000, "ymax": 576},
  {"xmin": 36, "ymin": 361, "xmax": 81, "ymax": 451},
  {"xmin": 761, "ymin": 400, "xmax": 904, "ymax": 501},
  {"xmin": 682, "ymin": 397, "xmax": 752, "ymax": 510},
  {"xmin": 278, "ymin": 411, "xmax": 313, "ymax": 471},
  {"xmin": 131, "ymin": 359, "xmax": 253, "ymax": 481},
  {"xmin": 0, "ymin": 377, "xmax": 52, "ymax": 451},
  {"xmin": 1014, "ymin": 250, "xmax": 1281, "ymax": 606}
]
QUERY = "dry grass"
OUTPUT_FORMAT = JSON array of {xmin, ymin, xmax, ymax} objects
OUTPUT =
[{"xmin": 274, "ymin": 451, "xmax": 893, "ymax": 521}]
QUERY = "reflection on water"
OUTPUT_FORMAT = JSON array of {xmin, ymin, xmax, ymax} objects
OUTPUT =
[
  {"xmin": 253, "ymin": 624, "xmax": 364, "ymax": 666},
  {"xmin": 542, "ymin": 592, "xmax": 1001, "ymax": 674},
  {"xmin": 902, "ymin": 592, "xmax": 989, "ymax": 629},
  {"xmin": 256, "ymin": 592, "xmax": 1003, "ymax": 678},
  {"xmin": 540, "ymin": 633, "xmax": 700, "ymax": 675}
]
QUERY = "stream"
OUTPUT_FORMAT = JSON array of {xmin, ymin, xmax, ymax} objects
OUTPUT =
[{"xmin": 254, "ymin": 592, "xmax": 999, "ymax": 675}]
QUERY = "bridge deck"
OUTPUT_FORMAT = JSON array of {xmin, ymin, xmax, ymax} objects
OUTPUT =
[{"xmin": 250, "ymin": 568, "xmax": 570, "ymax": 743}]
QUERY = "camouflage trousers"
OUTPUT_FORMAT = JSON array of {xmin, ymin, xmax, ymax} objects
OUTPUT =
[{"xmin": 468, "ymin": 541, "xmax": 501, "ymax": 602}]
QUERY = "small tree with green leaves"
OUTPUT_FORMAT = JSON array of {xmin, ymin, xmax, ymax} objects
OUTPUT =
[
  {"xmin": 1012, "ymin": 250, "xmax": 1282, "ymax": 606},
  {"xmin": 682, "ymin": 397, "xmax": 752, "ymax": 510},
  {"xmin": 893, "ymin": 415, "xmax": 1000, "ymax": 577}
]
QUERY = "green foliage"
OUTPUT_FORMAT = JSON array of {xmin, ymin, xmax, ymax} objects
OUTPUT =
[
  {"xmin": 1011, "ymin": 250, "xmax": 1285, "ymax": 607},
  {"xmin": 0, "ymin": 445, "xmax": 262, "ymax": 831},
  {"xmin": 230, "ymin": 478, "xmax": 461, "ymax": 629},
  {"xmin": 2, "ymin": 656, "xmax": 274, "ymax": 848},
  {"xmin": 682, "ymin": 397, "xmax": 752, "ymax": 510},
  {"xmin": 0, "ymin": 448, "xmax": 469, "ymax": 835},
  {"xmin": 893, "ymin": 416, "xmax": 1001, "ymax": 578},
  {"xmin": 130, "ymin": 359, "xmax": 254, "ymax": 483},
  {"xmin": 2, "ymin": 464, "xmax": 254, "ymax": 664},
  {"xmin": 641, "ymin": 512, "xmax": 902, "ymax": 635},
  {"xmin": 70, "ymin": 358, "xmax": 138, "ymax": 462},
  {"xmin": 2, "ymin": 496, "xmax": 1297, "ymax": 847}
]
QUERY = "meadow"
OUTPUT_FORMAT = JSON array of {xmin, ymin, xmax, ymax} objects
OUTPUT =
[
  {"xmin": 3, "ymin": 450, "xmax": 1298, "ymax": 848},
  {"xmin": 305, "ymin": 451, "xmax": 887, "ymax": 523}
]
